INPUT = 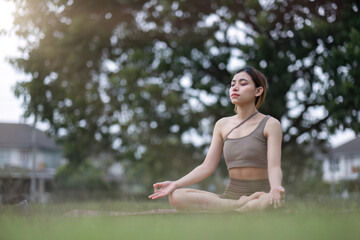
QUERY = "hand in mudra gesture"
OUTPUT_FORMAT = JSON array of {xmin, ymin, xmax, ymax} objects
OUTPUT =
[
  {"xmin": 148, "ymin": 181, "xmax": 177, "ymax": 200},
  {"xmin": 269, "ymin": 186, "xmax": 285, "ymax": 208}
]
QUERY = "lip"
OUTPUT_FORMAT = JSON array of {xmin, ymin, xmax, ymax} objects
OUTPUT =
[{"xmin": 231, "ymin": 93, "xmax": 240, "ymax": 97}]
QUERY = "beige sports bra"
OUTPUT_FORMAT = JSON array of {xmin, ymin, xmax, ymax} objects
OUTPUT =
[{"xmin": 223, "ymin": 112, "xmax": 270, "ymax": 169}]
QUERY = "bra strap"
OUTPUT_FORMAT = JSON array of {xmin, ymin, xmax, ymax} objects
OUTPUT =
[{"xmin": 224, "ymin": 111, "xmax": 259, "ymax": 140}]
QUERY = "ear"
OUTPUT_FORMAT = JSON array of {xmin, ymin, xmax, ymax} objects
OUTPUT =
[{"xmin": 255, "ymin": 87, "xmax": 263, "ymax": 97}]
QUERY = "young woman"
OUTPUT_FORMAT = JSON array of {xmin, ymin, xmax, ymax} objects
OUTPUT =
[{"xmin": 149, "ymin": 66, "xmax": 285, "ymax": 212}]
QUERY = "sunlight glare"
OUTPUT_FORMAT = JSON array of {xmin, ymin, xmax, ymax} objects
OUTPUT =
[{"xmin": 0, "ymin": 1, "xmax": 15, "ymax": 31}]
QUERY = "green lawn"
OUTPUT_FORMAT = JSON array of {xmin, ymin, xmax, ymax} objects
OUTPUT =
[{"xmin": 0, "ymin": 199, "xmax": 359, "ymax": 240}]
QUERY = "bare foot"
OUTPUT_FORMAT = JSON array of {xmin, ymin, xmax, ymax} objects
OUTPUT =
[
  {"xmin": 235, "ymin": 193, "xmax": 271, "ymax": 213},
  {"xmin": 237, "ymin": 192, "xmax": 265, "ymax": 208}
]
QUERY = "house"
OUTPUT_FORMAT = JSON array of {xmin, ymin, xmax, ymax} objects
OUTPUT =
[
  {"xmin": 322, "ymin": 136, "xmax": 360, "ymax": 183},
  {"xmin": 0, "ymin": 123, "xmax": 64, "ymax": 203}
]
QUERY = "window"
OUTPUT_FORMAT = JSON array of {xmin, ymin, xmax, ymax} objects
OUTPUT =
[
  {"xmin": 44, "ymin": 152, "xmax": 61, "ymax": 169},
  {"xmin": 330, "ymin": 158, "xmax": 340, "ymax": 172},
  {"xmin": 0, "ymin": 149, "xmax": 11, "ymax": 168},
  {"xmin": 20, "ymin": 149, "xmax": 31, "ymax": 169}
]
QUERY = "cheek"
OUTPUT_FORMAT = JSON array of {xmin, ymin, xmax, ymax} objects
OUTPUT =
[{"xmin": 244, "ymin": 86, "xmax": 256, "ymax": 94}]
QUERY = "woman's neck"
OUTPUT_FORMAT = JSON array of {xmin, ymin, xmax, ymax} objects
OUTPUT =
[{"xmin": 235, "ymin": 105, "xmax": 258, "ymax": 121}]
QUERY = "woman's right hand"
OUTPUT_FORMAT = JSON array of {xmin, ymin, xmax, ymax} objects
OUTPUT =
[{"xmin": 148, "ymin": 181, "xmax": 177, "ymax": 200}]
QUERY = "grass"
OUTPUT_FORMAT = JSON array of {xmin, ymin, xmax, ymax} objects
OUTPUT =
[{"xmin": 0, "ymin": 198, "xmax": 359, "ymax": 240}]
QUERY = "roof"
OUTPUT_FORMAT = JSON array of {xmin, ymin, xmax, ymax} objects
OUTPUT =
[
  {"xmin": 0, "ymin": 123, "xmax": 60, "ymax": 151},
  {"xmin": 332, "ymin": 135, "xmax": 360, "ymax": 156}
]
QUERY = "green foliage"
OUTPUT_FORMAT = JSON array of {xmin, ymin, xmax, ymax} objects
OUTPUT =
[
  {"xmin": 339, "ymin": 179, "xmax": 360, "ymax": 193},
  {"xmin": 55, "ymin": 162, "xmax": 110, "ymax": 191},
  {"xmin": 9, "ymin": 0, "xmax": 360, "ymax": 187}
]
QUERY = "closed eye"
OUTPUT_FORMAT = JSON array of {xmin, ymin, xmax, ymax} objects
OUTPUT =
[{"xmin": 240, "ymin": 79, "xmax": 248, "ymax": 84}]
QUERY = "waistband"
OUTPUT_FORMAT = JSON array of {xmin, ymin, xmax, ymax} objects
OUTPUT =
[
  {"xmin": 228, "ymin": 178, "xmax": 269, "ymax": 186},
  {"xmin": 218, "ymin": 178, "xmax": 270, "ymax": 200}
]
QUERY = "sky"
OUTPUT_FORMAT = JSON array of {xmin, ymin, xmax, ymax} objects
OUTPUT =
[
  {"xmin": 0, "ymin": 0, "xmax": 356, "ymax": 147},
  {"xmin": 0, "ymin": 1, "xmax": 24, "ymax": 123}
]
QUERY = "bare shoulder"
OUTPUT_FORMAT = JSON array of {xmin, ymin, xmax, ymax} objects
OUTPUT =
[
  {"xmin": 215, "ymin": 116, "xmax": 233, "ymax": 128},
  {"xmin": 214, "ymin": 116, "xmax": 235, "ymax": 138},
  {"xmin": 264, "ymin": 116, "xmax": 282, "ymax": 137},
  {"xmin": 266, "ymin": 116, "xmax": 281, "ymax": 128}
]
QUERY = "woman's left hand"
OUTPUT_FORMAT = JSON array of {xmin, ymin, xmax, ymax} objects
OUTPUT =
[
  {"xmin": 148, "ymin": 181, "xmax": 177, "ymax": 200},
  {"xmin": 269, "ymin": 186, "xmax": 285, "ymax": 208}
]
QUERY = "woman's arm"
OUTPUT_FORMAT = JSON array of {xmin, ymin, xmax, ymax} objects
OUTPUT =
[
  {"xmin": 149, "ymin": 119, "xmax": 224, "ymax": 199},
  {"xmin": 265, "ymin": 118, "xmax": 285, "ymax": 208},
  {"xmin": 174, "ymin": 120, "xmax": 224, "ymax": 188}
]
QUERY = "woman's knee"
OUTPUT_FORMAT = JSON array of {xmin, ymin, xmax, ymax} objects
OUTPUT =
[{"xmin": 168, "ymin": 188, "xmax": 187, "ymax": 209}]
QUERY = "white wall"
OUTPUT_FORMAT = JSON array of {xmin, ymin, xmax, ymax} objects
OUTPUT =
[
  {"xmin": 0, "ymin": 147, "xmax": 62, "ymax": 172},
  {"xmin": 322, "ymin": 155, "xmax": 360, "ymax": 183}
]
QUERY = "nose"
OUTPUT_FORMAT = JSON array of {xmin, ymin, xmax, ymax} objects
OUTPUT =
[{"xmin": 232, "ymin": 83, "xmax": 239, "ymax": 91}]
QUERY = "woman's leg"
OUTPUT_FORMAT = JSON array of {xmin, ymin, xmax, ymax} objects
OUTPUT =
[{"xmin": 168, "ymin": 188, "xmax": 263, "ymax": 212}]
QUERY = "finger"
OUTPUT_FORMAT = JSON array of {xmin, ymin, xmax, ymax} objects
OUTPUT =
[
  {"xmin": 148, "ymin": 192, "xmax": 159, "ymax": 199},
  {"xmin": 149, "ymin": 193, "xmax": 162, "ymax": 199},
  {"xmin": 275, "ymin": 198, "xmax": 283, "ymax": 208},
  {"xmin": 272, "ymin": 199, "xmax": 278, "ymax": 208},
  {"xmin": 149, "ymin": 190, "xmax": 164, "ymax": 198},
  {"xmin": 153, "ymin": 183, "xmax": 161, "ymax": 191},
  {"xmin": 149, "ymin": 190, "xmax": 168, "ymax": 200},
  {"xmin": 149, "ymin": 195, "xmax": 159, "ymax": 200},
  {"xmin": 153, "ymin": 183, "xmax": 162, "ymax": 190},
  {"xmin": 153, "ymin": 182, "xmax": 162, "ymax": 187},
  {"xmin": 152, "ymin": 193, "xmax": 167, "ymax": 199},
  {"xmin": 276, "ymin": 199, "xmax": 281, "ymax": 208}
]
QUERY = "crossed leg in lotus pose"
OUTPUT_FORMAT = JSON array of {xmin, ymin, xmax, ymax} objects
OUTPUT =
[{"xmin": 168, "ymin": 188, "xmax": 272, "ymax": 213}]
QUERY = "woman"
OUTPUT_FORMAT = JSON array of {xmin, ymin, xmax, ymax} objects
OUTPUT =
[{"xmin": 148, "ymin": 66, "xmax": 285, "ymax": 212}]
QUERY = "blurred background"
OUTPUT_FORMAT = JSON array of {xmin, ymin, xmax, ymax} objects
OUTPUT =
[{"xmin": 0, "ymin": 0, "xmax": 359, "ymax": 204}]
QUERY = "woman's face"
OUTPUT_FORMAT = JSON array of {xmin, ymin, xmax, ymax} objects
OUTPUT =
[{"xmin": 229, "ymin": 71, "xmax": 261, "ymax": 106}]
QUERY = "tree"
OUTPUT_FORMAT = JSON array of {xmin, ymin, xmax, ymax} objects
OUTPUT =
[{"xmin": 10, "ymin": 0, "xmax": 360, "ymax": 187}]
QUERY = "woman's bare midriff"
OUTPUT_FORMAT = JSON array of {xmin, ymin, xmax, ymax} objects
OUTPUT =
[{"xmin": 229, "ymin": 167, "xmax": 268, "ymax": 180}]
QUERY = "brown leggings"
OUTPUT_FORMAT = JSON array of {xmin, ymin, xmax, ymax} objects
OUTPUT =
[{"xmin": 218, "ymin": 178, "xmax": 270, "ymax": 200}]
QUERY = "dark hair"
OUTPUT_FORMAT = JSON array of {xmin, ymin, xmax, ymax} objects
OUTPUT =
[{"xmin": 234, "ymin": 66, "xmax": 267, "ymax": 111}]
